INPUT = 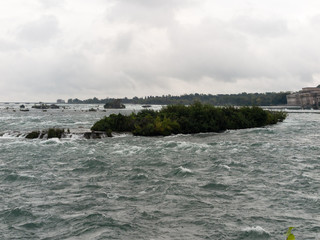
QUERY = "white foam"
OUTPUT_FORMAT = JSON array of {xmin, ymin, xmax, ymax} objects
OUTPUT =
[
  {"xmin": 178, "ymin": 166, "xmax": 192, "ymax": 173},
  {"xmin": 242, "ymin": 226, "xmax": 270, "ymax": 235},
  {"xmin": 0, "ymin": 132, "xmax": 24, "ymax": 139},
  {"xmin": 68, "ymin": 134, "xmax": 81, "ymax": 140},
  {"xmin": 112, "ymin": 133, "xmax": 133, "ymax": 138},
  {"xmin": 221, "ymin": 165, "xmax": 231, "ymax": 170},
  {"xmin": 88, "ymin": 149, "xmax": 96, "ymax": 154},
  {"xmin": 74, "ymin": 121, "xmax": 90, "ymax": 125},
  {"xmin": 41, "ymin": 138, "xmax": 62, "ymax": 144},
  {"xmin": 112, "ymin": 145, "xmax": 143, "ymax": 156}
]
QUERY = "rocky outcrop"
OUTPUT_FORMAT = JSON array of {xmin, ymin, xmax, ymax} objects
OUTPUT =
[
  {"xmin": 32, "ymin": 103, "xmax": 60, "ymax": 109},
  {"xmin": 83, "ymin": 131, "xmax": 112, "ymax": 139},
  {"xmin": 104, "ymin": 99, "xmax": 125, "ymax": 109},
  {"xmin": 25, "ymin": 128, "xmax": 65, "ymax": 139}
]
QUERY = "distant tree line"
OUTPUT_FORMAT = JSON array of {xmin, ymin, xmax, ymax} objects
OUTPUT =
[{"xmin": 68, "ymin": 92, "xmax": 289, "ymax": 106}]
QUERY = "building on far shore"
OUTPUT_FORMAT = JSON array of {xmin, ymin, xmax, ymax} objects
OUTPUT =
[
  {"xmin": 286, "ymin": 87, "xmax": 320, "ymax": 109},
  {"xmin": 57, "ymin": 99, "xmax": 66, "ymax": 104}
]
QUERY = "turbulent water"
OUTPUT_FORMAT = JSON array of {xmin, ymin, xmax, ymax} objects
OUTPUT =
[{"xmin": 0, "ymin": 103, "xmax": 319, "ymax": 240}]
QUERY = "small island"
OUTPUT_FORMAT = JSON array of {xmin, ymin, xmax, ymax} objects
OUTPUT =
[
  {"xmin": 104, "ymin": 99, "xmax": 125, "ymax": 109},
  {"xmin": 91, "ymin": 102, "xmax": 287, "ymax": 136},
  {"xmin": 32, "ymin": 103, "xmax": 60, "ymax": 109}
]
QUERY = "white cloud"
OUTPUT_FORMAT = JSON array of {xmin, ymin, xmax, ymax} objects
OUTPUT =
[
  {"xmin": 17, "ymin": 15, "xmax": 60, "ymax": 44},
  {"xmin": 39, "ymin": 0, "xmax": 65, "ymax": 9},
  {"xmin": 0, "ymin": 0, "xmax": 320, "ymax": 101}
]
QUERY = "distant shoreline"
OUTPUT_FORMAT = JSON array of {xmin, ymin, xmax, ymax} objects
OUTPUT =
[{"xmin": 1, "ymin": 91, "xmax": 289, "ymax": 106}]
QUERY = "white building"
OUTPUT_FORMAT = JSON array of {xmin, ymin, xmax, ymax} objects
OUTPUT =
[{"xmin": 287, "ymin": 87, "xmax": 320, "ymax": 108}]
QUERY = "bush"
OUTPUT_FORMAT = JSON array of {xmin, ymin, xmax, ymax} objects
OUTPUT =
[{"xmin": 90, "ymin": 102, "xmax": 287, "ymax": 136}]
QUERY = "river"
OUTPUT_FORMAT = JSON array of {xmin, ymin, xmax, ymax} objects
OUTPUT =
[{"xmin": 0, "ymin": 103, "xmax": 319, "ymax": 239}]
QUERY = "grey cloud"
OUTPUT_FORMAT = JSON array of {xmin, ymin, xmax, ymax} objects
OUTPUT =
[
  {"xmin": 39, "ymin": 0, "xmax": 65, "ymax": 8},
  {"xmin": 2, "ymin": 1, "xmax": 320, "ymax": 101},
  {"xmin": 17, "ymin": 15, "xmax": 60, "ymax": 44},
  {"xmin": 113, "ymin": 32, "xmax": 134, "ymax": 54},
  {"xmin": 104, "ymin": 15, "xmax": 319, "ymax": 90},
  {"xmin": 0, "ymin": 39, "xmax": 20, "ymax": 52},
  {"xmin": 103, "ymin": 1, "xmax": 317, "ymax": 89},
  {"xmin": 232, "ymin": 16, "xmax": 289, "ymax": 37},
  {"xmin": 107, "ymin": 0, "xmax": 194, "ymax": 26}
]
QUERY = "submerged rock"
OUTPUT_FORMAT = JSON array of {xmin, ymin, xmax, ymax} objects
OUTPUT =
[
  {"xmin": 32, "ymin": 103, "xmax": 60, "ymax": 109},
  {"xmin": 32, "ymin": 103, "xmax": 49, "ymax": 109},
  {"xmin": 84, "ymin": 131, "xmax": 112, "ymax": 139},
  {"xmin": 49, "ymin": 104, "xmax": 60, "ymax": 109},
  {"xmin": 25, "ymin": 131, "xmax": 41, "ymax": 139},
  {"xmin": 25, "ymin": 128, "xmax": 65, "ymax": 139}
]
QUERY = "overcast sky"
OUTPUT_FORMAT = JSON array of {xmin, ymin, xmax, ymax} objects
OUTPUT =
[{"xmin": 1, "ymin": 0, "xmax": 320, "ymax": 101}]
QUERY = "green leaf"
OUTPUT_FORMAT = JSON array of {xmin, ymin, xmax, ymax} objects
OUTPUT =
[
  {"xmin": 286, "ymin": 227, "xmax": 294, "ymax": 236},
  {"xmin": 287, "ymin": 233, "xmax": 295, "ymax": 240},
  {"xmin": 286, "ymin": 227, "xmax": 295, "ymax": 240}
]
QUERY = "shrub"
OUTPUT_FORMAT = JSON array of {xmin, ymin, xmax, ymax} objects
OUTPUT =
[{"xmin": 90, "ymin": 102, "xmax": 287, "ymax": 136}]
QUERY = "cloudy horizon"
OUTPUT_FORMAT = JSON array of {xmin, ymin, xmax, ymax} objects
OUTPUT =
[{"xmin": 1, "ymin": 0, "xmax": 320, "ymax": 102}]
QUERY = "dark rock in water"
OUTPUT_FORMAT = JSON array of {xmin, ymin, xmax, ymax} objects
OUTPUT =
[
  {"xmin": 47, "ymin": 128, "xmax": 64, "ymax": 138},
  {"xmin": 20, "ymin": 105, "xmax": 29, "ymax": 111},
  {"xmin": 88, "ymin": 108, "xmax": 97, "ymax": 112},
  {"xmin": 84, "ymin": 131, "xmax": 112, "ymax": 139},
  {"xmin": 142, "ymin": 105, "xmax": 151, "ymax": 108},
  {"xmin": 49, "ymin": 104, "xmax": 60, "ymax": 109},
  {"xmin": 32, "ymin": 103, "xmax": 49, "ymax": 109},
  {"xmin": 25, "ymin": 128, "xmax": 65, "ymax": 139},
  {"xmin": 31, "ymin": 103, "xmax": 60, "ymax": 109},
  {"xmin": 104, "ymin": 99, "xmax": 125, "ymax": 109},
  {"xmin": 25, "ymin": 131, "xmax": 41, "ymax": 139}
]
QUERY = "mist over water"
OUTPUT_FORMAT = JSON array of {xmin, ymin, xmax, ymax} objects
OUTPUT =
[{"xmin": 0, "ymin": 104, "xmax": 319, "ymax": 239}]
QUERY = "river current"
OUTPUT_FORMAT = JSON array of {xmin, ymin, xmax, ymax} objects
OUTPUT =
[{"xmin": 0, "ymin": 103, "xmax": 319, "ymax": 240}]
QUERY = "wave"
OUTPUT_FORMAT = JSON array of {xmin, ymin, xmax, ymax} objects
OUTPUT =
[
  {"xmin": 130, "ymin": 173, "xmax": 149, "ymax": 180},
  {"xmin": 164, "ymin": 166, "xmax": 194, "ymax": 178},
  {"xmin": 1, "ymin": 207, "xmax": 36, "ymax": 221},
  {"xmin": 4, "ymin": 173, "xmax": 37, "ymax": 182},
  {"xmin": 0, "ymin": 132, "xmax": 25, "ymax": 139},
  {"xmin": 178, "ymin": 166, "xmax": 192, "ymax": 173},
  {"xmin": 220, "ymin": 164, "xmax": 231, "ymax": 171},
  {"xmin": 74, "ymin": 121, "xmax": 91, "ymax": 125},
  {"xmin": 201, "ymin": 181, "xmax": 228, "ymax": 191},
  {"xmin": 0, "ymin": 130, "xmax": 105, "ymax": 141},
  {"xmin": 239, "ymin": 226, "xmax": 270, "ymax": 239}
]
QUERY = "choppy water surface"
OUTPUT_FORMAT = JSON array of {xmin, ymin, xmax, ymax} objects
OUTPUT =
[{"xmin": 0, "ymin": 104, "xmax": 319, "ymax": 239}]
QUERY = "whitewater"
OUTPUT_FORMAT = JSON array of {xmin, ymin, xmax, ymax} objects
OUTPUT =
[{"xmin": 0, "ymin": 103, "xmax": 319, "ymax": 239}]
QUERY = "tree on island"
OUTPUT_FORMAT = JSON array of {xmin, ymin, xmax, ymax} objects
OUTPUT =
[
  {"xmin": 67, "ymin": 92, "xmax": 289, "ymax": 106},
  {"xmin": 91, "ymin": 102, "xmax": 287, "ymax": 137}
]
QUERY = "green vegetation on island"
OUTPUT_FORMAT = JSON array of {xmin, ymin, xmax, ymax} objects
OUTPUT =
[
  {"xmin": 68, "ymin": 91, "xmax": 289, "ymax": 106},
  {"xmin": 91, "ymin": 102, "xmax": 287, "ymax": 136}
]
